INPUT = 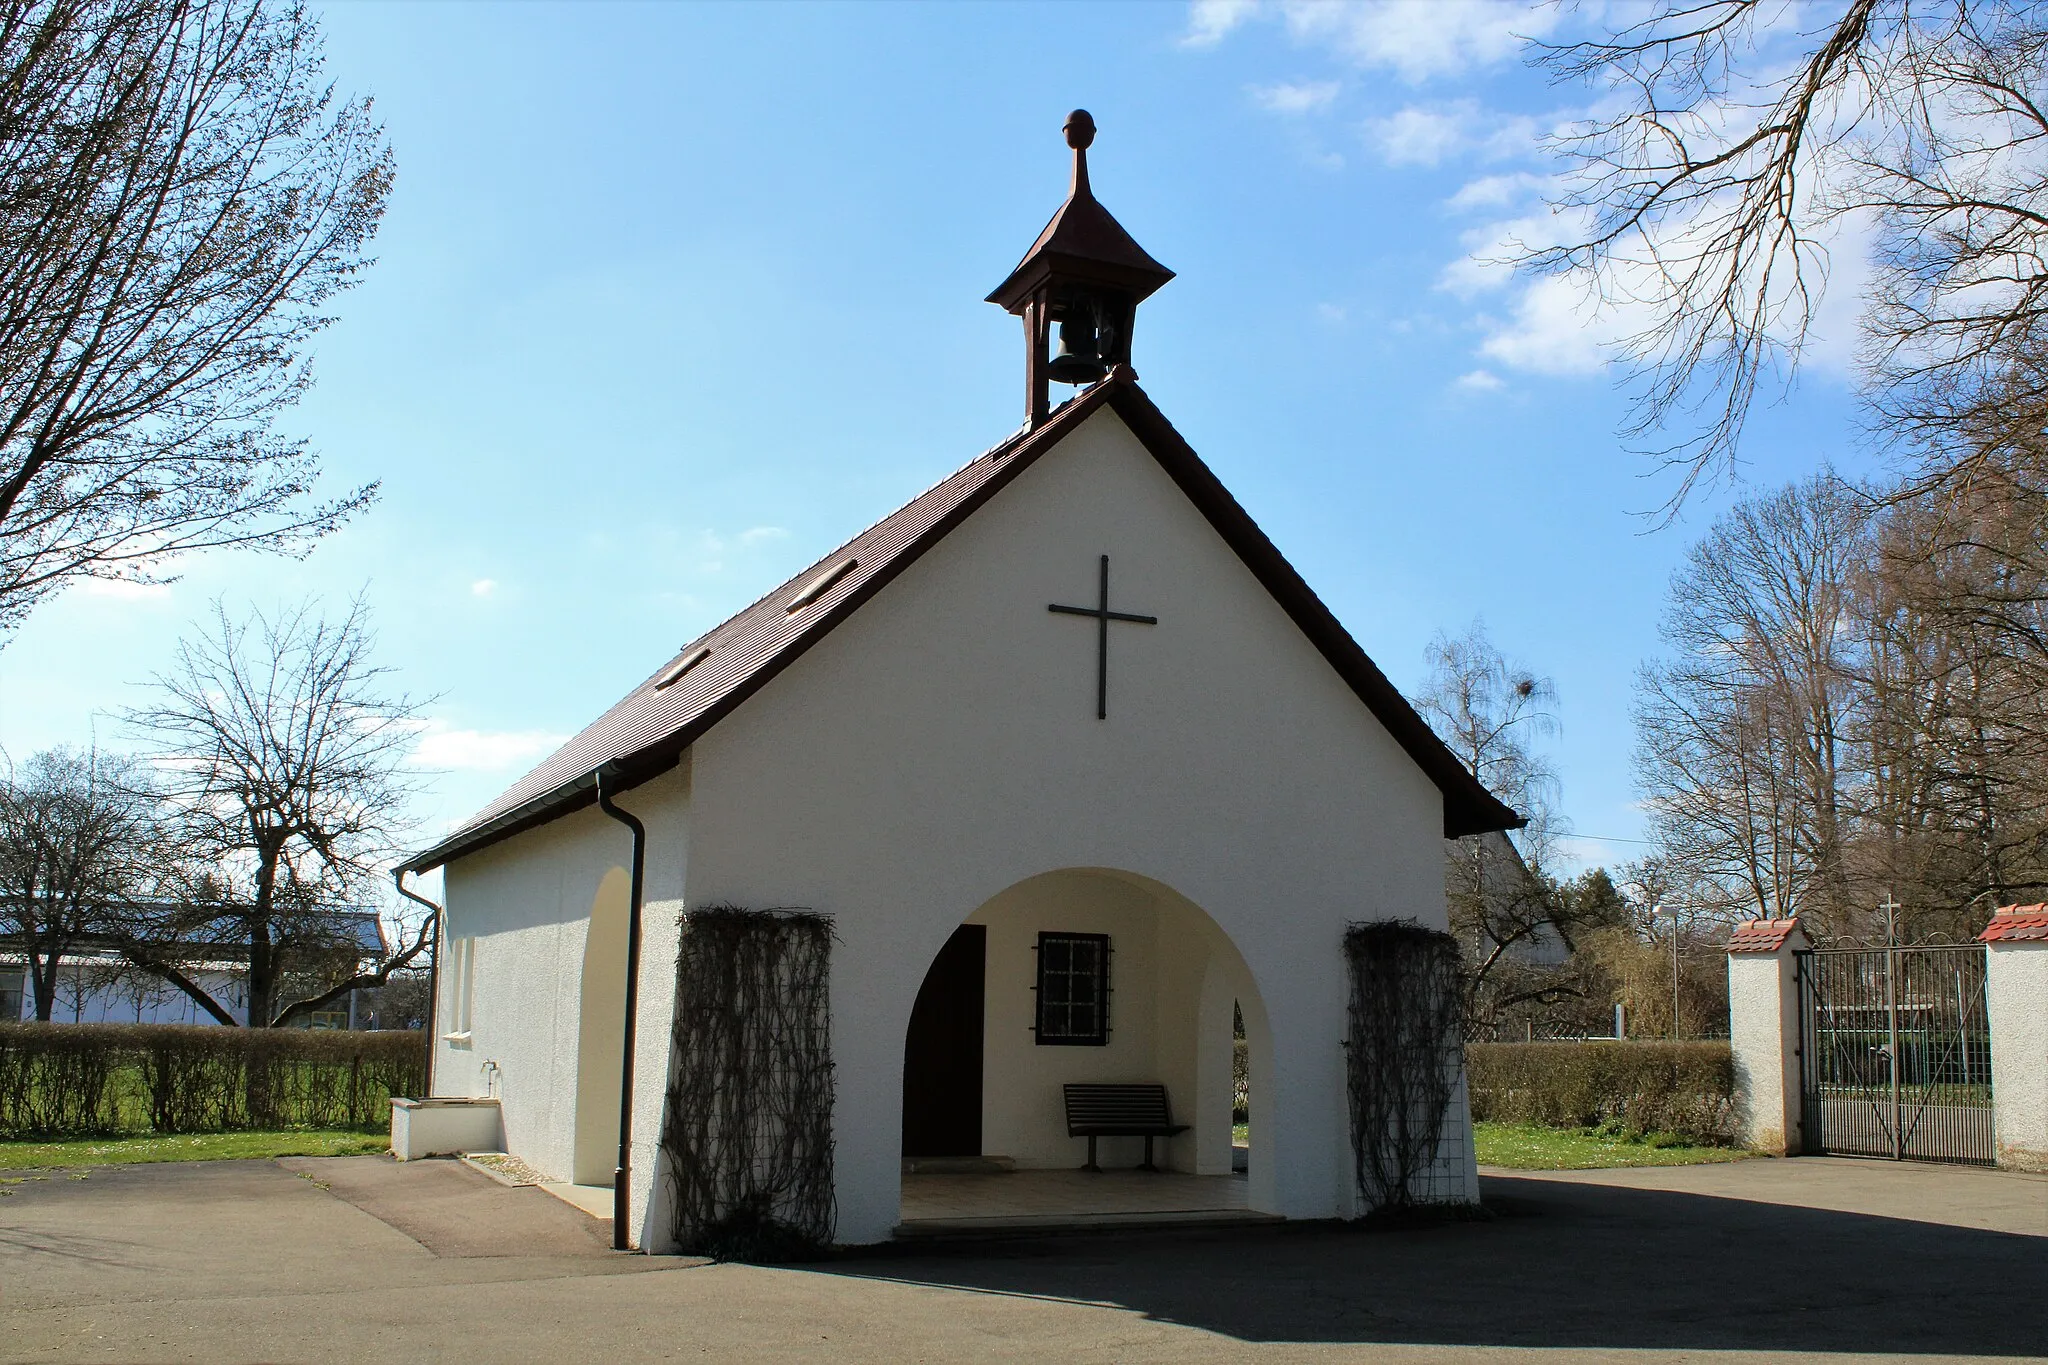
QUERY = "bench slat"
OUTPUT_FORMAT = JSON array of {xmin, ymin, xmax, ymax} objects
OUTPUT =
[{"xmin": 1062, "ymin": 1083, "xmax": 1189, "ymax": 1136}]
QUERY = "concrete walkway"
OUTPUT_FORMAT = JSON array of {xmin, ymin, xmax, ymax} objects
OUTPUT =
[{"xmin": 1, "ymin": 1154, "xmax": 2043, "ymax": 1362}]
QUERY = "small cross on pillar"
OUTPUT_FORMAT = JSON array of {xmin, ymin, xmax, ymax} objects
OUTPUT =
[{"xmin": 1048, "ymin": 555, "xmax": 1158, "ymax": 719}]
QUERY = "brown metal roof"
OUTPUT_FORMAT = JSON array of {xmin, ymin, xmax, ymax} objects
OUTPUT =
[
  {"xmin": 985, "ymin": 125, "xmax": 1174, "ymax": 313},
  {"xmin": 401, "ymin": 372, "xmax": 1520, "ymax": 873}
]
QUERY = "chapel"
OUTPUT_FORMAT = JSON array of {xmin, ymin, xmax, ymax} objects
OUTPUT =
[{"xmin": 400, "ymin": 112, "xmax": 1520, "ymax": 1251}]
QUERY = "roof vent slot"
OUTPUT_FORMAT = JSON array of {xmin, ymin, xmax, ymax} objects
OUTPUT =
[
  {"xmin": 654, "ymin": 646, "xmax": 712, "ymax": 690},
  {"xmin": 786, "ymin": 558, "xmax": 858, "ymax": 613}
]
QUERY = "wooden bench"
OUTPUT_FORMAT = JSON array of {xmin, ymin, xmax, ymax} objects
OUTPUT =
[{"xmin": 1063, "ymin": 1083, "xmax": 1190, "ymax": 1171}]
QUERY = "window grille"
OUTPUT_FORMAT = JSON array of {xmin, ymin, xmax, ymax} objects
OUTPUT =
[{"xmin": 1034, "ymin": 932, "xmax": 1110, "ymax": 1045}]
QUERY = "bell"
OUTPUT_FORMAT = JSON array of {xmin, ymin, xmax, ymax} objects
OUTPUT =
[{"xmin": 1047, "ymin": 314, "xmax": 1106, "ymax": 386}]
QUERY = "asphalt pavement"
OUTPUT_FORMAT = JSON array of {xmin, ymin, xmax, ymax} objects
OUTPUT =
[{"xmin": 1, "ymin": 1153, "xmax": 2043, "ymax": 1363}]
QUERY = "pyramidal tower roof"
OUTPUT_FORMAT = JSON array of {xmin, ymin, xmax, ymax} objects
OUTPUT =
[{"xmin": 986, "ymin": 110, "xmax": 1174, "ymax": 311}]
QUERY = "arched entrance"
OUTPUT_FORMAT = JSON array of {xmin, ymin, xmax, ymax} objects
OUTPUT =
[{"xmin": 897, "ymin": 868, "xmax": 1275, "ymax": 1227}]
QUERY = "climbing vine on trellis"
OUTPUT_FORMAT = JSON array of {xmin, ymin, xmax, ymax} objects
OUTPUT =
[
  {"xmin": 1344, "ymin": 920, "xmax": 1466, "ymax": 1209},
  {"xmin": 660, "ymin": 906, "xmax": 834, "ymax": 1260}
]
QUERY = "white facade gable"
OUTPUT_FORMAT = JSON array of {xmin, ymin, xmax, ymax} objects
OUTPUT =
[{"xmin": 437, "ymin": 403, "xmax": 1477, "ymax": 1247}]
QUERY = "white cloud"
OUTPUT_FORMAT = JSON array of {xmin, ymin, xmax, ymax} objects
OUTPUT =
[
  {"xmin": 1438, "ymin": 208, "xmax": 1563, "ymax": 299},
  {"xmin": 1446, "ymin": 171, "xmax": 1550, "ymax": 213},
  {"xmin": 1181, "ymin": 0, "xmax": 1258, "ymax": 47},
  {"xmin": 1289, "ymin": 0, "xmax": 1557, "ymax": 82},
  {"xmin": 78, "ymin": 578, "xmax": 171, "ymax": 601},
  {"xmin": 409, "ymin": 723, "xmax": 568, "ymax": 772},
  {"xmin": 1476, "ymin": 274, "xmax": 1614, "ymax": 377},
  {"xmin": 1249, "ymin": 79, "xmax": 1341, "ymax": 115},
  {"xmin": 738, "ymin": 526, "xmax": 789, "ymax": 545},
  {"xmin": 1455, "ymin": 368, "xmax": 1505, "ymax": 391},
  {"xmin": 1316, "ymin": 302, "xmax": 1347, "ymax": 324},
  {"xmin": 470, "ymin": 578, "xmax": 497, "ymax": 598},
  {"xmin": 1368, "ymin": 105, "xmax": 1471, "ymax": 167},
  {"xmin": 1800, "ymin": 207, "xmax": 1878, "ymax": 379},
  {"xmin": 1189, "ymin": 1, "xmax": 1558, "ymax": 81},
  {"xmin": 1367, "ymin": 101, "xmax": 1540, "ymax": 167}
]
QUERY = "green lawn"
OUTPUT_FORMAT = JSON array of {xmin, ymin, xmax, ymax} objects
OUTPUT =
[
  {"xmin": 1474, "ymin": 1121, "xmax": 1755, "ymax": 1170},
  {"xmin": 0, "ymin": 1129, "xmax": 388, "ymax": 1171}
]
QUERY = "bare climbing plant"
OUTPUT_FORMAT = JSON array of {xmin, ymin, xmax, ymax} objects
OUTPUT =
[
  {"xmin": 1344, "ymin": 920, "xmax": 1467, "ymax": 1211},
  {"xmin": 660, "ymin": 905, "xmax": 834, "ymax": 1261}
]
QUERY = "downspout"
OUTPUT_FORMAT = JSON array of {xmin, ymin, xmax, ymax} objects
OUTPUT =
[
  {"xmin": 395, "ymin": 870, "xmax": 445, "ymax": 1095},
  {"xmin": 595, "ymin": 768, "xmax": 647, "ymax": 1252}
]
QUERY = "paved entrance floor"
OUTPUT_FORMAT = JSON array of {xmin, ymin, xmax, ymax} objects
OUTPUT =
[
  {"xmin": 2, "ymin": 1153, "xmax": 2043, "ymax": 1363},
  {"xmin": 898, "ymin": 1168, "xmax": 1268, "ymax": 1235}
]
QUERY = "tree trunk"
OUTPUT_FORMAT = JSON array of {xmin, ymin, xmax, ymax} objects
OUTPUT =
[
  {"xmin": 247, "ymin": 915, "xmax": 273, "ymax": 1029},
  {"xmin": 244, "ymin": 840, "xmax": 279, "ymax": 1123},
  {"xmin": 29, "ymin": 945, "xmax": 56, "ymax": 1021}
]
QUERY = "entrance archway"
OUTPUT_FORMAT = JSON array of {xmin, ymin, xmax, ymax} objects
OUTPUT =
[{"xmin": 897, "ymin": 867, "xmax": 1274, "ymax": 1226}]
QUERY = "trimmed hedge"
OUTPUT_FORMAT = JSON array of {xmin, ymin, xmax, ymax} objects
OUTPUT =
[
  {"xmin": 1466, "ymin": 1041, "xmax": 1735, "ymax": 1145},
  {"xmin": 0, "ymin": 1024, "xmax": 426, "ymax": 1137}
]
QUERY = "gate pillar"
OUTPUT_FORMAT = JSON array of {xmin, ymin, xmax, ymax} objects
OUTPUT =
[
  {"xmin": 1727, "ymin": 918, "xmax": 1809, "ymax": 1155},
  {"xmin": 1982, "ymin": 906, "xmax": 2048, "ymax": 1173}
]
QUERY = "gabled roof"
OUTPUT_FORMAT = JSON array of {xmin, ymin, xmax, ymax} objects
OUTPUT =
[{"xmin": 401, "ymin": 372, "xmax": 1521, "ymax": 874}]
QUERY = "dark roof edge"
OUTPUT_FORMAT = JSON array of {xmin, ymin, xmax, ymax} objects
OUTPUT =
[
  {"xmin": 1100, "ymin": 383, "xmax": 1522, "ymax": 839},
  {"xmin": 397, "ymin": 752, "xmax": 678, "ymax": 876},
  {"xmin": 400, "ymin": 371, "xmax": 1518, "ymax": 873}
]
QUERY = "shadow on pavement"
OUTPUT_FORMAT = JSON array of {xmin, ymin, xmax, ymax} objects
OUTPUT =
[{"xmin": 820, "ymin": 1174, "xmax": 2048, "ymax": 1354}]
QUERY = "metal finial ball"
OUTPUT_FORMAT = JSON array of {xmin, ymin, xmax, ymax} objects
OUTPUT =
[{"xmin": 1064, "ymin": 110, "xmax": 1096, "ymax": 151}]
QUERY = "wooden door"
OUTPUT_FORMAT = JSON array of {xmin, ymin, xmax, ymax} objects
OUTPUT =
[{"xmin": 901, "ymin": 924, "xmax": 986, "ymax": 1158}]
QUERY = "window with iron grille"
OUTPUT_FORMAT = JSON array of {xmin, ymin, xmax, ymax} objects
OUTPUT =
[{"xmin": 1034, "ymin": 932, "xmax": 1109, "ymax": 1045}]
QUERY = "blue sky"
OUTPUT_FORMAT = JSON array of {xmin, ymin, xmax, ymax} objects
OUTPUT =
[{"xmin": 1, "ymin": 1, "xmax": 1866, "ymax": 893}]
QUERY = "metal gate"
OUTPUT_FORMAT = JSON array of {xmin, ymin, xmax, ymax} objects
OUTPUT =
[{"xmin": 1796, "ymin": 945, "xmax": 1993, "ymax": 1165}]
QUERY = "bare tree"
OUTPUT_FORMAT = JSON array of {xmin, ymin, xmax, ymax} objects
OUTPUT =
[
  {"xmin": 123, "ymin": 596, "xmax": 429, "ymax": 1027},
  {"xmin": 1852, "ymin": 475, "xmax": 2048, "ymax": 930},
  {"xmin": 1634, "ymin": 466, "xmax": 2048, "ymax": 940},
  {"xmin": 1527, "ymin": 1, "xmax": 2048, "ymax": 508},
  {"xmin": 1417, "ymin": 622, "xmax": 1586, "ymax": 1029},
  {"xmin": 1420, "ymin": 621, "xmax": 1564, "ymax": 853},
  {"xmin": 1635, "ymin": 475, "xmax": 1871, "ymax": 928},
  {"xmin": 0, "ymin": 0, "xmax": 390, "ymax": 637},
  {"xmin": 0, "ymin": 744, "xmax": 155, "ymax": 1018}
]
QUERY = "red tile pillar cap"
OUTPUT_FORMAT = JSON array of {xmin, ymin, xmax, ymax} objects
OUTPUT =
[
  {"xmin": 1727, "ymin": 917, "xmax": 1807, "ymax": 954},
  {"xmin": 1981, "ymin": 904, "xmax": 2048, "ymax": 943}
]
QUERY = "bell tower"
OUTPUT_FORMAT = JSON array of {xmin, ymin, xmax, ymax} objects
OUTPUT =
[{"xmin": 988, "ymin": 111, "xmax": 1175, "ymax": 428}]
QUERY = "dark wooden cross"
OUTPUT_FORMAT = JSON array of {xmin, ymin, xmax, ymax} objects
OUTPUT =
[{"xmin": 1048, "ymin": 555, "xmax": 1158, "ymax": 719}]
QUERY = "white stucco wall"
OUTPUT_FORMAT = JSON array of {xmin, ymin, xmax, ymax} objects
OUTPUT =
[
  {"xmin": 1987, "ymin": 940, "xmax": 2048, "ymax": 1172},
  {"xmin": 1727, "ymin": 943, "xmax": 1806, "ymax": 1156},
  {"xmin": 679, "ymin": 405, "xmax": 1457, "ymax": 1245},
  {"xmin": 437, "ymin": 761, "xmax": 689, "ymax": 1215}
]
